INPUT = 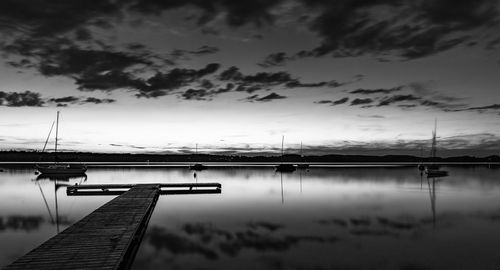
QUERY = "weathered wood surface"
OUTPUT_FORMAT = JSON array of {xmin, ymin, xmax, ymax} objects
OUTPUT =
[
  {"xmin": 5, "ymin": 184, "xmax": 160, "ymax": 270},
  {"xmin": 67, "ymin": 183, "xmax": 221, "ymax": 196}
]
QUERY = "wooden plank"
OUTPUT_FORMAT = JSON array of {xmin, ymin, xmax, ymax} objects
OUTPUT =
[
  {"xmin": 67, "ymin": 183, "xmax": 221, "ymax": 196},
  {"xmin": 68, "ymin": 183, "xmax": 221, "ymax": 189},
  {"xmin": 5, "ymin": 184, "xmax": 160, "ymax": 270}
]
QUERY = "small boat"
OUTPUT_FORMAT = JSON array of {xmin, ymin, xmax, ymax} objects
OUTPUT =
[
  {"xmin": 417, "ymin": 164, "xmax": 425, "ymax": 171},
  {"xmin": 417, "ymin": 147, "xmax": 425, "ymax": 172},
  {"xmin": 189, "ymin": 163, "xmax": 207, "ymax": 171},
  {"xmin": 276, "ymin": 164, "xmax": 296, "ymax": 172},
  {"xmin": 296, "ymin": 142, "xmax": 310, "ymax": 169},
  {"xmin": 36, "ymin": 111, "xmax": 87, "ymax": 175},
  {"xmin": 189, "ymin": 144, "xmax": 207, "ymax": 171},
  {"xmin": 36, "ymin": 164, "xmax": 87, "ymax": 175},
  {"xmin": 275, "ymin": 136, "xmax": 296, "ymax": 173},
  {"xmin": 425, "ymin": 119, "xmax": 447, "ymax": 177}
]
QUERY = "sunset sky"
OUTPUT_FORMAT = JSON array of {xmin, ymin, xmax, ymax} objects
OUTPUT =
[{"xmin": 0, "ymin": 0, "xmax": 499, "ymax": 156}]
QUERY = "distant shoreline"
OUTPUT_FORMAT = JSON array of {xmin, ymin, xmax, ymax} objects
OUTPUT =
[{"xmin": 0, "ymin": 151, "xmax": 498, "ymax": 164}]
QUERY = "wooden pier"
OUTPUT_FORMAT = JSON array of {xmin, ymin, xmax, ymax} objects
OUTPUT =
[{"xmin": 5, "ymin": 182, "xmax": 221, "ymax": 270}]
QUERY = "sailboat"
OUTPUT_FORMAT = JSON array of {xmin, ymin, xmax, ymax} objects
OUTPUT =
[
  {"xmin": 189, "ymin": 143, "xmax": 207, "ymax": 171},
  {"xmin": 417, "ymin": 147, "xmax": 425, "ymax": 172},
  {"xmin": 425, "ymin": 120, "xmax": 448, "ymax": 177},
  {"xmin": 296, "ymin": 142, "xmax": 310, "ymax": 169},
  {"xmin": 275, "ymin": 136, "xmax": 296, "ymax": 172},
  {"xmin": 36, "ymin": 111, "xmax": 87, "ymax": 175}
]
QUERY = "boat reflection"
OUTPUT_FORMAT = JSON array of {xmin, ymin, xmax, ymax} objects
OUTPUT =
[
  {"xmin": 426, "ymin": 176, "xmax": 445, "ymax": 228},
  {"xmin": 34, "ymin": 174, "xmax": 87, "ymax": 233}
]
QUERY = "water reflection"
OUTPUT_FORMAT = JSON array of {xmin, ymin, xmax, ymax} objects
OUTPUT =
[
  {"xmin": 33, "ymin": 174, "xmax": 87, "ymax": 233},
  {"xmin": 2, "ymin": 166, "xmax": 500, "ymax": 269}
]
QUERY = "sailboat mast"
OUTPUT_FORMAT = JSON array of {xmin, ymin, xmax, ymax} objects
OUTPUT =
[
  {"xmin": 281, "ymin": 136, "xmax": 284, "ymax": 163},
  {"xmin": 55, "ymin": 111, "xmax": 60, "ymax": 154},
  {"xmin": 431, "ymin": 119, "xmax": 437, "ymax": 159}
]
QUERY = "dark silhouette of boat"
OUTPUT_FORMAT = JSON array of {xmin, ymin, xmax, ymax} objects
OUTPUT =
[
  {"xmin": 189, "ymin": 144, "xmax": 207, "ymax": 171},
  {"xmin": 275, "ymin": 164, "xmax": 296, "ymax": 172},
  {"xmin": 417, "ymin": 147, "xmax": 425, "ymax": 172},
  {"xmin": 425, "ymin": 119, "xmax": 448, "ymax": 177},
  {"xmin": 37, "ymin": 164, "xmax": 87, "ymax": 175},
  {"xmin": 189, "ymin": 163, "xmax": 207, "ymax": 171},
  {"xmin": 36, "ymin": 111, "xmax": 87, "ymax": 175},
  {"xmin": 296, "ymin": 141, "xmax": 310, "ymax": 169},
  {"xmin": 275, "ymin": 136, "xmax": 296, "ymax": 173}
]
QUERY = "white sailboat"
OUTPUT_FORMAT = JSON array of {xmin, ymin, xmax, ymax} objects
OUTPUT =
[
  {"xmin": 275, "ymin": 136, "xmax": 296, "ymax": 172},
  {"xmin": 425, "ymin": 119, "xmax": 448, "ymax": 177},
  {"xmin": 296, "ymin": 141, "xmax": 310, "ymax": 169},
  {"xmin": 36, "ymin": 111, "xmax": 87, "ymax": 175},
  {"xmin": 189, "ymin": 143, "xmax": 207, "ymax": 171}
]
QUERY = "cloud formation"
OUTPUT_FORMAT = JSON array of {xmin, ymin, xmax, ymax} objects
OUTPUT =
[
  {"xmin": 244, "ymin": 92, "xmax": 287, "ymax": 102},
  {"xmin": 0, "ymin": 91, "xmax": 44, "ymax": 107},
  {"xmin": 350, "ymin": 87, "xmax": 403, "ymax": 95},
  {"xmin": 258, "ymin": 0, "xmax": 500, "ymax": 65},
  {"xmin": 314, "ymin": 97, "xmax": 349, "ymax": 106},
  {"xmin": 351, "ymin": 98, "xmax": 373, "ymax": 106}
]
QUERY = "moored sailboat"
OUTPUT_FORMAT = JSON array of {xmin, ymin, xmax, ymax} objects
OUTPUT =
[
  {"xmin": 36, "ymin": 111, "xmax": 87, "ymax": 175},
  {"xmin": 296, "ymin": 141, "xmax": 310, "ymax": 169},
  {"xmin": 275, "ymin": 136, "xmax": 296, "ymax": 172},
  {"xmin": 425, "ymin": 120, "xmax": 448, "ymax": 177},
  {"xmin": 189, "ymin": 143, "xmax": 207, "ymax": 171}
]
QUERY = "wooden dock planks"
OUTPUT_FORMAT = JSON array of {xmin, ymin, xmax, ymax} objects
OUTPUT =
[{"xmin": 5, "ymin": 184, "xmax": 160, "ymax": 270}]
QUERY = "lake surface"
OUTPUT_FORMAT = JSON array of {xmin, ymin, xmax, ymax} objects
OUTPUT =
[{"xmin": 1, "ymin": 165, "xmax": 500, "ymax": 269}]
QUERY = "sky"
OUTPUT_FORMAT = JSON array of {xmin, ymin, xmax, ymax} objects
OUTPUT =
[{"xmin": 0, "ymin": 0, "xmax": 500, "ymax": 156}]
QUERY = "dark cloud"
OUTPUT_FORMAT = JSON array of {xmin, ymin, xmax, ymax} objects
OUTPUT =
[
  {"xmin": 137, "ymin": 63, "xmax": 221, "ymax": 98},
  {"xmin": 192, "ymin": 45, "xmax": 219, "ymax": 55},
  {"xmin": 180, "ymin": 89, "xmax": 210, "ymax": 100},
  {"xmin": 218, "ymin": 66, "xmax": 337, "ymax": 95},
  {"xmin": 169, "ymin": 45, "xmax": 220, "ymax": 62},
  {"xmin": 48, "ymin": 96, "xmax": 80, "ymax": 104},
  {"xmin": 0, "ymin": 0, "xmax": 121, "ymax": 38},
  {"xmin": 314, "ymin": 100, "xmax": 333, "ymax": 105},
  {"xmin": 350, "ymin": 87, "xmax": 403, "ymax": 95},
  {"xmin": 378, "ymin": 95, "xmax": 421, "ymax": 106},
  {"xmin": 82, "ymin": 97, "xmax": 115, "ymax": 104},
  {"xmin": 246, "ymin": 92, "xmax": 287, "ymax": 102},
  {"xmin": 199, "ymin": 79, "xmax": 215, "ymax": 89},
  {"xmin": 464, "ymin": 104, "xmax": 500, "ymax": 111},
  {"xmin": 258, "ymin": 52, "xmax": 293, "ymax": 68},
  {"xmin": 0, "ymin": 91, "xmax": 44, "ymax": 107},
  {"xmin": 315, "ymin": 97, "xmax": 349, "ymax": 106},
  {"xmin": 350, "ymin": 98, "xmax": 373, "ymax": 106},
  {"xmin": 214, "ymin": 83, "xmax": 235, "ymax": 94},
  {"xmin": 48, "ymin": 95, "xmax": 115, "ymax": 106},
  {"xmin": 129, "ymin": 0, "xmax": 282, "ymax": 27},
  {"xmin": 298, "ymin": 0, "xmax": 499, "ymax": 60}
]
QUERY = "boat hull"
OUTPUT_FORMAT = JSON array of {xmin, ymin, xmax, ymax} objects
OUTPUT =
[
  {"xmin": 189, "ymin": 164, "xmax": 207, "ymax": 171},
  {"xmin": 37, "ymin": 165, "xmax": 87, "ymax": 174},
  {"xmin": 275, "ymin": 164, "xmax": 296, "ymax": 172}
]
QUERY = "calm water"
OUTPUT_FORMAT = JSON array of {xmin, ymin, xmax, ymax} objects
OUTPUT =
[{"xmin": 1, "ymin": 165, "xmax": 500, "ymax": 269}]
